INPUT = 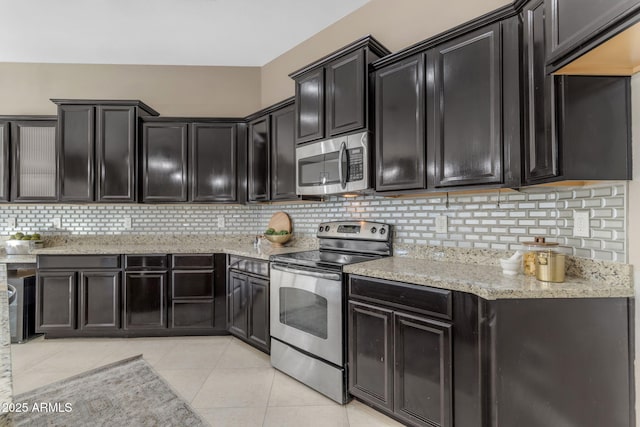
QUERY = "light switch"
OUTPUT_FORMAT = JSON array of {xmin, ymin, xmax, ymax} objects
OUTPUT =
[
  {"xmin": 573, "ymin": 211, "xmax": 590, "ymax": 237},
  {"xmin": 435, "ymin": 215, "xmax": 448, "ymax": 234},
  {"xmin": 217, "ymin": 216, "xmax": 225, "ymax": 229},
  {"xmin": 6, "ymin": 217, "xmax": 16, "ymax": 229},
  {"xmin": 123, "ymin": 216, "xmax": 132, "ymax": 230},
  {"xmin": 52, "ymin": 217, "xmax": 61, "ymax": 229}
]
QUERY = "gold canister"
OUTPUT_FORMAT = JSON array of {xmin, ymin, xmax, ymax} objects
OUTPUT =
[
  {"xmin": 522, "ymin": 237, "xmax": 559, "ymax": 276},
  {"xmin": 535, "ymin": 250, "xmax": 566, "ymax": 283}
]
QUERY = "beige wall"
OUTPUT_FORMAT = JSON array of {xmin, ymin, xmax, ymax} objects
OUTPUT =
[
  {"xmin": 0, "ymin": 63, "xmax": 261, "ymax": 117},
  {"xmin": 260, "ymin": 0, "xmax": 510, "ymax": 107}
]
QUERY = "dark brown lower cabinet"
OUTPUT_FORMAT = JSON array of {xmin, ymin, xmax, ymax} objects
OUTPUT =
[
  {"xmin": 227, "ymin": 267, "xmax": 270, "ymax": 353},
  {"xmin": 348, "ymin": 301, "xmax": 394, "ymax": 411},
  {"xmin": 394, "ymin": 313, "xmax": 451, "ymax": 427},
  {"xmin": 349, "ymin": 275, "xmax": 633, "ymax": 427},
  {"xmin": 348, "ymin": 299, "xmax": 452, "ymax": 427},
  {"xmin": 228, "ymin": 271, "xmax": 249, "ymax": 338},
  {"xmin": 79, "ymin": 270, "xmax": 120, "ymax": 331},
  {"xmin": 36, "ymin": 270, "xmax": 77, "ymax": 332},
  {"xmin": 170, "ymin": 269, "xmax": 215, "ymax": 329},
  {"xmin": 123, "ymin": 271, "xmax": 167, "ymax": 330}
]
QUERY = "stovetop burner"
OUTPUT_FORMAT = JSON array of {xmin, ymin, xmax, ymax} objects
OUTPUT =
[{"xmin": 270, "ymin": 249, "xmax": 382, "ymax": 271}]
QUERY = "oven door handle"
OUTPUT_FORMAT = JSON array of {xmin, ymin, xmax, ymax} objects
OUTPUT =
[
  {"xmin": 271, "ymin": 264, "xmax": 341, "ymax": 282},
  {"xmin": 338, "ymin": 141, "xmax": 347, "ymax": 189}
]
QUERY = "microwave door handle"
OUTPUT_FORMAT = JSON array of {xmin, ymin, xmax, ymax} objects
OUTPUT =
[{"xmin": 338, "ymin": 142, "xmax": 347, "ymax": 189}]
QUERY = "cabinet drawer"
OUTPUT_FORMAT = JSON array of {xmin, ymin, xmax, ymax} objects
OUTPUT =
[
  {"xmin": 349, "ymin": 275, "xmax": 452, "ymax": 320},
  {"xmin": 228, "ymin": 256, "xmax": 268, "ymax": 277},
  {"xmin": 172, "ymin": 270, "xmax": 214, "ymax": 298},
  {"xmin": 171, "ymin": 300, "xmax": 215, "ymax": 329},
  {"xmin": 172, "ymin": 254, "xmax": 214, "ymax": 269},
  {"xmin": 124, "ymin": 255, "xmax": 168, "ymax": 270},
  {"xmin": 38, "ymin": 255, "xmax": 120, "ymax": 270}
]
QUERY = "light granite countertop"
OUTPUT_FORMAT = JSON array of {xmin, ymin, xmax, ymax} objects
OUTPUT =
[
  {"xmin": 32, "ymin": 242, "xmax": 308, "ymax": 260},
  {"xmin": 344, "ymin": 257, "xmax": 634, "ymax": 300}
]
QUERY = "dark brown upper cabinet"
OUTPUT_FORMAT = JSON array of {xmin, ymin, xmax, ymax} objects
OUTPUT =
[
  {"xmin": 326, "ymin": 50, "xmax": 366, "ymax": 136},
  {"xmin": 0, "ymin": 121, "xmax": 11, "ymax": 202},
  {"xmin": 248, "ymin": 115, "xmax": 270, "ymax": 202},
  {"xmin": 190, "ymin": 123, "xmax": 239, "ymax": 203},
  {"xmin": 290, "ymin": 36, "xmax": 390, "ymax": 145},
  {"xmin": 523, "ymin": 0, "xmax": 559, "ymax": 183},
  {"xmin": 53, "ymin": 99, "xmax": 159, "ymax": 203},
  {"xmin": 246, "ymin": 98, "xmax": 298, "ymax": 203},
  {"xmin": 11, "ymin": 119, "xmax": 58, "ymax": 202},
  {"xmin": 270, "ymin": 103, "xmax": 297, "ymax": 201},
  {"xmin": 294, "ymin": 68, "xmax": 325, "ymax": 144},
  {"xmin": 140, "ymin": 118, "xmax": 244, "ymax": 204},
  {"xmin": 374, "ymin": 55, "xmax": 426, "ymax": 192},
  {"xmin": 142, "ymin": 122, "xmax": 188, "ymax": 202},
  {"xmin": 545, "ymin": 0, "xmax": 640, "ymax": 70},
  {"xmin": 431, "ymin": 22, "xmax": 506, "ymax": 188},
  {"xmin": 523, "ymin": 0, "xmax": 632, "ymax": 185}
]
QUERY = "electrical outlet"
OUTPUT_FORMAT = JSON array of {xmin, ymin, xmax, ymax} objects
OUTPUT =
[
  {"xmin": 6, "ymin": 217, "xmax": 16, "ymax": 229},
  {"xmin": 123, "ymin": 216, "xmax": 132, "ymax": 230},
  {"xmin": 573, "ymin": 211, "xmax": 590, "ymax": 237},
  {"xmin": 217, "ymin": 216, "xmax": 225, "ymax": 229},
  {"xmin": 435, "ymin": 215, "xmax": 448, "ymax": 234},
  {"xmin": 52, "ymin": 217, "xmax": 61, "ymax": 229}
]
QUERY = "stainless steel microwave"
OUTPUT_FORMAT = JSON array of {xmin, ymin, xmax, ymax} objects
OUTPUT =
[{"xmin": 296, "ymin": 131, "xmax": 370, "ymax": 196}]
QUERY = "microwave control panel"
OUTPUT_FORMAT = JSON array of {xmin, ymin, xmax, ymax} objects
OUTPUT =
[{"xmin": 347, "ymin": 147, "xmax": 364, "ymax": 181}]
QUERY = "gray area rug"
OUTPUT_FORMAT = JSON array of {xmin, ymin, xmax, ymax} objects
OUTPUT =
[{"xmin": 11, "ymin": 355, "xmax": 206, "ymax": 426}]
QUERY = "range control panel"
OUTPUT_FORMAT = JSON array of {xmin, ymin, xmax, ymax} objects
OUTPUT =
[{"xmin": 317, "ymin": 220, "xmax": 392, "ymax": 242}]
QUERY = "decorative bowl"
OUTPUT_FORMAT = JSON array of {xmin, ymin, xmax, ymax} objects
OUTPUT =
[
  {"xmin": 263, "ymin": 233, "xmax": 292, "ymax": 247},
  {"xmin": 499, "ymin": 258, "xmax": 521, "ymax": 276}
]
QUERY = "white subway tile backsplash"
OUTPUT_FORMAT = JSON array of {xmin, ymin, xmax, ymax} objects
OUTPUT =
[{"xmin": 0, "ymin": 183, "xmax": 627, "ymax": 262}]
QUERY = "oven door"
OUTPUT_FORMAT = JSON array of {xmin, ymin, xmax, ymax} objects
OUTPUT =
[{"xmin": 270, "ymin": 263, "xmax": 343, "ymax": 366}]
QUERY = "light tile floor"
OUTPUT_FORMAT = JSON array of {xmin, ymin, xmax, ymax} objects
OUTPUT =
[{"xmin": 10, "ymin": 336, "xmax": 402, "ymax": 427}]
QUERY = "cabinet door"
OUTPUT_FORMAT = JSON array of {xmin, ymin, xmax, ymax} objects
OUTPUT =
[
  {"xmin": 59, "ymin": 105, "xmax": 95, "ymax": 201},
  {"xmin": 295, "ymin": 68, "xmax": 325, "ymax": 144},
  {"xmin": 432, "ymin": 24, "xmax": 502, "ymax": 188},
  {"xmin": 142, "ymin": 122, "xmax": 188, "ymax": 202},
  {"xmin": 326, "ymin": 49, "xmax": 366, "ymax": 136},
  {"xmin": 0, "ymin": 122, "xmax": 9, "ymax": 202},
  {"xmin": 248, "ymin": 116, "xmax": 270, "ymax": 201},
  {"xmin": 79, "ymin": 270, "xmax": 120, "ymax": 330},
  {"xmin": 11, "ymin": 120, "xmax": 57, "ymax": 201},
  {"xmin": 96, "ymin": 106, "xmax": 136, "ymax": 202},
  {"xmin": 248, "ymin": 276, "xmax": 269, "ymax": 352},
  {"xmin": 394, "ymin": 312, "xmax": 452, "ymax": 427},
  {"xmin": 190, "ymin": 123, "xmax": 237, "ymax": 202},
  {"xmin": 228, "ymin": 271, "xmax": 248, "ymax": 338},
  {"xmin": 375, "ymin": 55, "xmax": 426, "ymax": 192},
  {"xmin": 546, "ymin": 0, "xmax": 639, "ymax": 61},
  {"xmin": 36, "ymin": 270, "xmax": 76, "ymax": 332},
  {"xmin": 524, "ymin": 0, "xmax": 559, "ymax": 183},
  {"xmin": 348, "ymin": 301, "xmax": 394, "ymax": 411},
  {"xmin": 124, "ymin": 271, "xmax": 167, "ymax": 329},
  {"xmin": 270, "ymin": 105, "xmax": 297, "ymax": 201}
]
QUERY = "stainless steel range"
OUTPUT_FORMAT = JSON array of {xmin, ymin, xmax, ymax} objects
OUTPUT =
[{"xmin": 269, "ymin": 220, "xmax": 393, "ymax": 403}]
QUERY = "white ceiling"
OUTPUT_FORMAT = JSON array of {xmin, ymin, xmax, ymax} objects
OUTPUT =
[{"xmin": 0, "ymin": 0, "xmax": 370, "ymax": 66}]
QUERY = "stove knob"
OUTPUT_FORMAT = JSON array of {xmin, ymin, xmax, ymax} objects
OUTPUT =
[
  {"xmin": 380, "ymin": 228, "xmax": 386, "ymax": 235},
  {"xmin": 325, "ymin": 225, "xmax": 331, "ymax": 232},
  {"xmin": 370, "ymin": 227, "xmax": 377, "ymax": 234},
  {"xmin": 319, "ymin": 226, "xmax": 324, "ymax": 232}
]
